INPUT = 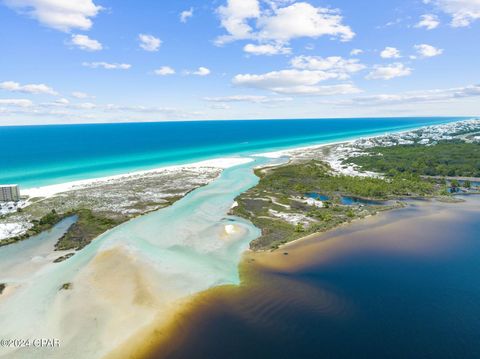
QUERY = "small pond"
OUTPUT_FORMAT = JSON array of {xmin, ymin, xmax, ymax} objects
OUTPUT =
[
  {"xmin": 305, "ymin": 192, "xmax": 330, "ymax": 201},
  {"xmin": 339, "ymin": 196, "xmax": 387, "ymax": 206},
  {"xmin": 306, "ymin": 192, "xmax": 387, "ymax": 206}
]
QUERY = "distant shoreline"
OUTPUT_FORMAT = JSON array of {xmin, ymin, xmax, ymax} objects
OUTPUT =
[
  {"xmin": 22, "ymin": 157, "xmax": 253, "ymax": 199},
  {"xmin": 0, "ymin": 116, "xmax": 470, "ymax": 128},
  {"xmin": 1, "ymin": 117, "xmax": 461, "ymax": 190},
  {"xmin": 21, "ymin": 119, "xmax": 465, "ymax": 199},
  {"xmin": 232, "ymin": 118, "xmax": 480, "ymax": 251}
]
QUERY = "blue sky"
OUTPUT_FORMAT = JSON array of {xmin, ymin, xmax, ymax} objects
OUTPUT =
[{"xmin": 0, "ymin": 0, "xmax": 479, "ymax": 125}]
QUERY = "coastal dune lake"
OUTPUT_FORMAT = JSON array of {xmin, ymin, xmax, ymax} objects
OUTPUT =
[{"xmin": 145, "ymin": 196, "xmax": 480, "ymax": 359}]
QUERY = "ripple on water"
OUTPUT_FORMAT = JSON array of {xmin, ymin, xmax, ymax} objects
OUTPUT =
[
  {"xmin": 0, "ymin": 157, "xmax": 280, "ymax": 359},
  {"xmin": 143, "ymin": 196, "xmax": 480, "ymax": 359}
]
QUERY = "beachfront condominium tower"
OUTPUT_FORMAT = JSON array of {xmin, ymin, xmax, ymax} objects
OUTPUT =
[{"xmin": 0, "ymin": 185, "xmax": 20, "ymax": 202}]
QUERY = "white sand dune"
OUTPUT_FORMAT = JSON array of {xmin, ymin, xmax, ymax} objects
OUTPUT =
[{"xmin": 22, "ymin": 157, "xmax": 253, "ymax": 199}]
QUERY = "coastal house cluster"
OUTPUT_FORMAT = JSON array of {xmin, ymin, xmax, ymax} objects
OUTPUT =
[{"xmin": 352, "ymin": 119, "xmax": 480, "ymax": 151}]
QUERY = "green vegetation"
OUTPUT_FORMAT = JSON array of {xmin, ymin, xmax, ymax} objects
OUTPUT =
[
  {"xmin": 0, "ymin": 208, "xmax": 122, "ymax": 251},
  {"xmin": 236, "ymin": 141, "xmax": 480, "ymax": 251},
  {"xmin": 237, "ymin": 203, "xmax": 385, "ymax": 251},
  {"xmin": 60, "ymin": 283, "xmax": 73, "ymax": 291},
  {"xmin": 0, "ymin": 191, "xmax": 187, "ymax": 251},
  {"xmin": 53, "ymin": 253, "xmax": 75, "ymax": 263},
  {"xmin": 345, "ymin": 142, "xmax": 480, "ymax": 177},
  {"xmin": 256, "ymin": 160, "xmax": 434, "ymax": 199},
  {"xmin": 0, "ymin": 209, "xmax": 70, "ymax": 248},
  {"xmin": 38, "ymin": 209, "xmax": 62, "ymax": 226},
  {"xmin": 0, "ymin": 207, "xmax": 123, "ymax": 251},
  {"xmin": 232, "ymin": 160, "xmax": 407, "ymax": 250},
  {"xmin": 55, "ymin": 209, "xmax": 123, "ymax": 251},
  {"xmin": 0, "ymin": 283, "xmax": 5, "ymax": 295}
]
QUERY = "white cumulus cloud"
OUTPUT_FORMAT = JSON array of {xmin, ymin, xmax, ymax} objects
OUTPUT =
[
  {"xmin": 138, "ymin": 34, "xmax": 161, "ymax": 52},
  {"xmin": 82, "ymin": 62, "xmax": 131, "ymax": 70},
  {"xmin": 425, "ymin": 0, "xmax": 480, "ymax": 27},
  {"xmin": 232, "ymin": 53, "xmax": 366, "ymax": 95},
  {"xmin": 204, "ymin": 95, "xmax": 292, "ymax": 103},
  {"xmin": 0, "ymin": 81, "xmax": 58, "ymax": 95},
  {"xmin": 0, "ymin": 98, "xmax": 33, "ymax": 107},
  {"xmin": 180, "ymin": 8, "xmax": 194, "ymax": 23},
  {"xmin": 71, "ymin": 34, "xmax": 102, "ymax": 51},
  {"xmin": 191, "ymin": 67, "xmax": 211, "ymax": 76},
  {"xmin": 257, "ymin": 2, "xmax": 355, "ymax": 42},
  {"xmin": 350, "ymin": 48, "xmax": 363, "ymax": 56},
  {"xmin": 55, "ymin": 98, "xmax": 70, "ymax": 105},
  {"xmin": 338, "ymin": 84, "xmax": 480, "ymax": 106},
  {"xmin": 414, "ymin": 43, "xmax": 444, "ymax": 57},
  {"xmin": 4, "ymin": 0, "xmax": 102, "ymax": 32},
  {"xmin": 72, "ymin": 91, "xmax": 90, "ymax": 99},
  {"xmin": 154, "ymin": 66, "xmax": 176, "ymax": 76},
  {"xmin": 216, "ymin": 0, "xmax": 261, "ymax": 44},
  {"xmin": 366, "ymin": 63, "xmax": 412, "ymax": 80},
  {"xmin": 77, "ymin": 102, "xmax": 96, "ymax": 109},
  {"xmin": 243, "ymin": 43, "xmax": 291, "ymax": 55},
  {"xmin": 380, "ymin": 47, "xmax": 401, "ymax": 59},
  {"xmin": 233, "ymin": 69, "xmax": 360, "ymax": 95},
  {"xmin": 290, "ymin": 56, "xmax": 366, "ymax": 77},
  {"xmin": 415, "ymin": 14, "xmax": 440, "ymax": 29},
  {"xmin": 215, "ymin": 0, "xmax": 354, "ymax": 51}
]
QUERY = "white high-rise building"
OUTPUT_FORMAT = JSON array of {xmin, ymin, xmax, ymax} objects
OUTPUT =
[{"xmin": 0, "ymin": 185, "xmax": 20, "ymax": 202}]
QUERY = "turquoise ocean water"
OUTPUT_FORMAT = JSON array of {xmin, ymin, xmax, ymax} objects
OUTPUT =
[{"xmin": 0, "ymin": 117, "xmax": 464, "ymax": 188}]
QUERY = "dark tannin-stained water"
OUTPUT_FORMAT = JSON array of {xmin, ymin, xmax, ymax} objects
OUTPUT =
[{"xmin": 146, "ymin": 196, "xmax": 480, "ymax": 359}]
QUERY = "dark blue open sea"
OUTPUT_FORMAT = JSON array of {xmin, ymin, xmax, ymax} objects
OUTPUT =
[{"xmin": 0, "ymin": 117, "xmax": 462, "ymax": 187}]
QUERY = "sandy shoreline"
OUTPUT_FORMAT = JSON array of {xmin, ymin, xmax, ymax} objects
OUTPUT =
[
  {"xmin": 135, "ymin": 195, "xmax": 480, "ymax": 359},
  {"xmin": 254, "ymin": 125, "xmax": 426, "ymax": 159},
  {"xmin": 19, "ymin": 138, "xmax": 354, "ymax": 200},
  {"xmin": 22, "ymin": 157, "xmax": 254, "ymax": 199},
  {"xmin": 21, "ymin": 138, "xmax": 348, "ymax": 200},
  {"xmin": 244, "ymin": 195, "xmax": 480, "ymax": 274},
  {"xmin": 20, "ymin": 118, "xmax": 478, "ymax": 200}
]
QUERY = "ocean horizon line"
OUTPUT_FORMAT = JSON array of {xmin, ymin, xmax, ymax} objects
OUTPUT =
[{"xmin": 0, "ymin": 115, "xmax": 474, "ymax": 128}]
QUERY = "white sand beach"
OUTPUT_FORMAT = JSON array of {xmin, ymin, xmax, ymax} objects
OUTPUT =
[{"xmin": 22, "ymin": 157, "xmax": 254, "ymax": 199}]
